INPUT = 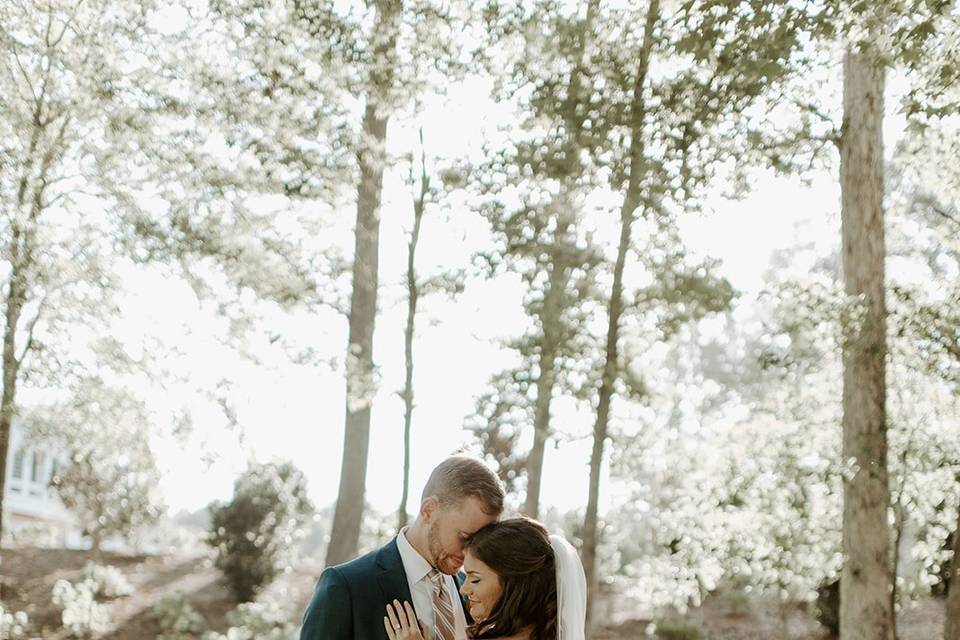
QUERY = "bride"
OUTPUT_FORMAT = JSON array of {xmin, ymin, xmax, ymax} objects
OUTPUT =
[{"xmin": 384, "ymin": 517, "xmax": 586, "ymax": 640}]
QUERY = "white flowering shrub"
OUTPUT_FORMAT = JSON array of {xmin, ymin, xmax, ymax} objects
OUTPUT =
[
  {"xmin": 51, "ymin": 579, "xmax": 112, "ymax": 638},
  {"xmin": 0, "ymin": 601, "xmax": 29, "ymax": 639},
  {"xmin": 200, "ymin": 602, "xmax": 296, "ymax": 640},
  {"xmin": 151, "ymin": 593, "xmax": 206, "ymax": 640},
  {"xmin": 607, "ymin": 256, "xmax": 960, "ymax": 623},
  {"xmin": 79, "ymin": 563, "xmax": 134, "ymax": 599}
]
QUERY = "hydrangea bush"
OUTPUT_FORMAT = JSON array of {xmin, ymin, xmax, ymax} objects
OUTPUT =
[
  {"xmin": 0, "ymin": 602, "xmax": 28, "ymax": 639},
  {"xmin": 51, "ymin": 579, "xmax": 112, "ymax": 638},
  {"xmin": 79, "ymin": 563, "xmax": 134, "ymax": 599}
]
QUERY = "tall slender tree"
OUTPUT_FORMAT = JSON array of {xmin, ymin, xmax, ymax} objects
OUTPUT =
[
  {"xmin": 398, "ymin": 130, "xmax": 428, "ymax": 530},
  {"xmin": 0, "ymin": 0, "xmax": 161, "ymax": 542},
  {"xmin": 577, "ymin": 0, "xmax": 811, "ymax": 622},
  {"xmin": 582, "ymin": 0, "xmax": 659, "ymax": 624},
  {"xmin": 324, "ymin": 0, "xmax": 402, "ymax": 567},
  {"xmin": 518, "ymin": 0, "xmax": 602, "ymax": 519},
  {"xmin": 479, "ymin": 0, "xmax": 807, "ymax": 620},
  {"xmin": 838, "ymin": 46, "xmax": 894, "ymax": 640},
  {"xmin": 396, "ymin": 133, "xmax": 465, "ymax": 528},
  {"xmin": 292, "ymin": 0, "xmax": 473, "ymax": 565},
  {"xmin": 667, "ymin": 4, "xmax": 955, "ymax": 635},
  {"xmin": 740, "ymin": 5, "xmax": 956, "ymax": 636},
  {"xmin": 0, "ymin": 0, "xmax": 368, "ymax": 544},
  {"xmin": 471, "ymin": 0, "xmax": 608, "ymax": 519}
]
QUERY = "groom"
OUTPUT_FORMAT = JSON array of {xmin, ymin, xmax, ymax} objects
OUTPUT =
[{"xmin": 300, "ymin": 456, "xmax": 504, "ymax": 640}]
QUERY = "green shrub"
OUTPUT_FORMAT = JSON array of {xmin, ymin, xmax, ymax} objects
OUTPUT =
[
  {"xmin": 653, "ymin": 618, "xmax": 704, "ymax": 640},
  {"xmin": 207, "ymin": 462, "xmax": 313, "ymax": 602},
  {"xmin": 151, "ymin": 593, "xmax": 206, "ymax": 640},
  {"xmin": 200, "ymin": 602, "xmax": 296, "ymax": 640}
]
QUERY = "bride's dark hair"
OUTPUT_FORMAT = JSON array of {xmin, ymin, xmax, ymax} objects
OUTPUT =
[{"xmin": 465, "ymin": 517, "xmax": 558, "ymax": 640}]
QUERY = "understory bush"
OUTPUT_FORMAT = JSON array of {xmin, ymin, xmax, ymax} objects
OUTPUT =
[
  {"xmin": 79, "ymin": 563, "xmax": 134, "ymax": 599},
  {"xmin": 151, "ymin": 593, "xmax": 206, "ymax": 640},
  {"xmin": 200, "ymin": 602, "xmax": 296, "ymax": 640},
  {"xmin": 207, "ymin": 462, "xmax": 313, "ymax": 602},
  {"xmin": 0, "ymin": 601, "xmax": 28, "ymax": 639},
  {"xmin": 652, "ymin": 618, "xmax": 704, "ymax": 640},
  {"xmin": 51, "ymin": 579, "xmax": 112, "ymax": 638}
]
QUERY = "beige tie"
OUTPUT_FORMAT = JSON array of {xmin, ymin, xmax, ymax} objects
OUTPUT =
[{"xmin": 428, "ymin": 569, "xmax": 456, "ymax": 640}]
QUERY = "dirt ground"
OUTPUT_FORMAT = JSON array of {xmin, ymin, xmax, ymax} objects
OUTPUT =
[
  {"xmin": 608, "ymin": 590, "xmax": 945, "ymax": 640},
  {"xmin": 0, "ymin": 545, "xmax": 948, "ymax": 639},
  {"xmin": 1, "ymin": 546, "xmax": 231, "ymax": 639}
]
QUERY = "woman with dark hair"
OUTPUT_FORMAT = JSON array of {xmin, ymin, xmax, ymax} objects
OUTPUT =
[{"xmin": 384, "ymin": 517, "xmax": 586, "ymax": 640}]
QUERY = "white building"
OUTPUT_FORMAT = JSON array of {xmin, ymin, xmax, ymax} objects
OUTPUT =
[{"xmin": 3, "ymin": 419, "xmax": 83, "ymax": 548}]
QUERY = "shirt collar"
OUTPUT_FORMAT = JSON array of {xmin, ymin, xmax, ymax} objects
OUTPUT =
[{"xmin": 397, "ymin": 526, "xmax": 434, "ymax": 585}]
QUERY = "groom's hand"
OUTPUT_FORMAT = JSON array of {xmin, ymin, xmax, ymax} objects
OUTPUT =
[{"xmin": 384, "ymin": 600, "xmax": 428, "ymax": 640}]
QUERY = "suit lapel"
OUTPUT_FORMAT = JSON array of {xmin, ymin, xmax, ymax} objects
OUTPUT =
[
  {"xmin": 376, "ymin": 538, "xmax": 416, "ymax": 614},
  {"xmin": 377, "ymin": 538, "xmax": 474, "ymax": 630}
]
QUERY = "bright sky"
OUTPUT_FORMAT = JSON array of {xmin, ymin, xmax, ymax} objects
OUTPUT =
[{"xmin": 130, "ymin": 29, "xmax": 911, "ymax": 520}]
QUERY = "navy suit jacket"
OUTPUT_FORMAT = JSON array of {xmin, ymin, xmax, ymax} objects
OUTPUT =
[{"xmin": 300, "ymin": 537, "xmax": 468, "ymax": 640}]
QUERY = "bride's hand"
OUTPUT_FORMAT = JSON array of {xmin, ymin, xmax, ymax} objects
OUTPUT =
[{"xmin": 384, "ymin": 599, "xmax": 428, "ymax": 640}]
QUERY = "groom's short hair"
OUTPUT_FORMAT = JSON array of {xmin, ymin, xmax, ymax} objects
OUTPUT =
[{"xmin": 422, "ymin": 455, "xmax": 504, "ymax": 516}]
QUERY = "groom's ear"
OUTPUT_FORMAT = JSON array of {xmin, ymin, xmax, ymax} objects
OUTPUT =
[{"xmin": 420, "ymin": 496, "xmax": 439, "ymax": 522}]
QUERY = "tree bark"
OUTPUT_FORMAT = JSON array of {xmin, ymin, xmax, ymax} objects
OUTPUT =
[
  {"xmin": 945, "ymin": 499, "xmax": 960, "ymax": 640},
  {"xmin": 582, "ymin": 0, "xmax": 659, "ymax": 629},
  {"xmin": 838, "ymin": 48, "xmax": 895, "ymax": 640},
  {"xmin": 398, "ymin": 135, "xmax": 427, "ymax": 531},
  {"xmin": 326, "ymin": 0, "xmax": 401, "ymax": 567}
]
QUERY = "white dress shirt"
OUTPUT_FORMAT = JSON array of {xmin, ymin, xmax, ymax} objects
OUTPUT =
[{"xmin": 396, "ymin": 527, "xmax": 468, "ymax": 640}]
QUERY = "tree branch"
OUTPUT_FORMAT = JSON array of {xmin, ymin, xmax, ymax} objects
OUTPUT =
[
  {"xmin": 931, "ymin": 203, "xmax": 960, "ymax": 228},
  {"xmin": 15, "ymin": 292, "xmax": 48, "ymax": 368},
  {"xmin": 794, "ymin": 99, "xmax": 841, "ymax": 146}
]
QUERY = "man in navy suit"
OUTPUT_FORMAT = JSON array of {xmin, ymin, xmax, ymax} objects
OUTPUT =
[{"xmin": 300, "ymin": 456, "xmax": 504, "ymax": 640}]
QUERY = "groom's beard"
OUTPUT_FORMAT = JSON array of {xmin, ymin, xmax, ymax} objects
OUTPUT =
[{"xmin": 427, "ymin": 521, "xmax": 463, "ymax": 575}]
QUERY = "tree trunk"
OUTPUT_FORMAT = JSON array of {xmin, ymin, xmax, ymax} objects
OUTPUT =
[
  {"xmin": 326, "ymin": 0, "xmax": 400, "ymax": 567},
  {"xmin": 0, "ymin": 275, "xmax": 25, "ymax": 545},
  {"xmin": 582, "ymin": 0, "xmax": 659, "ymax": 629},
  {"xmin": 523, "ymin": 217, "xmax": 573, "ymax": 519},
  {"xmin": 91, "ymin": 528, "xmax": 103, "ymax": 555},
  {"xmin": 524, "ymin": 0, "xmax": 598, "ymax": 520},
  {"xmin": 398, "ymin": 135, "xmax": 427, "ymax": 532},
  {"xmin": 0, "ymin": 103, "xmax": 47, "ymax": 546},
  {"xmin": 945, "ymin": 499, "xmax": 960, "ymax": 640},
  {"xmin": 890, "ymin": 445, "xmax": 910, "ymax": 617},
  {"xmin": 838, "ymin": 48, "xmax": 894, "ymax": 640}
]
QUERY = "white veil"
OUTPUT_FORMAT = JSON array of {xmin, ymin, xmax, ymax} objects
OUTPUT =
[{"xmin": 549, "ymin": 534, "xmax": 587, "ymax": 640}]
